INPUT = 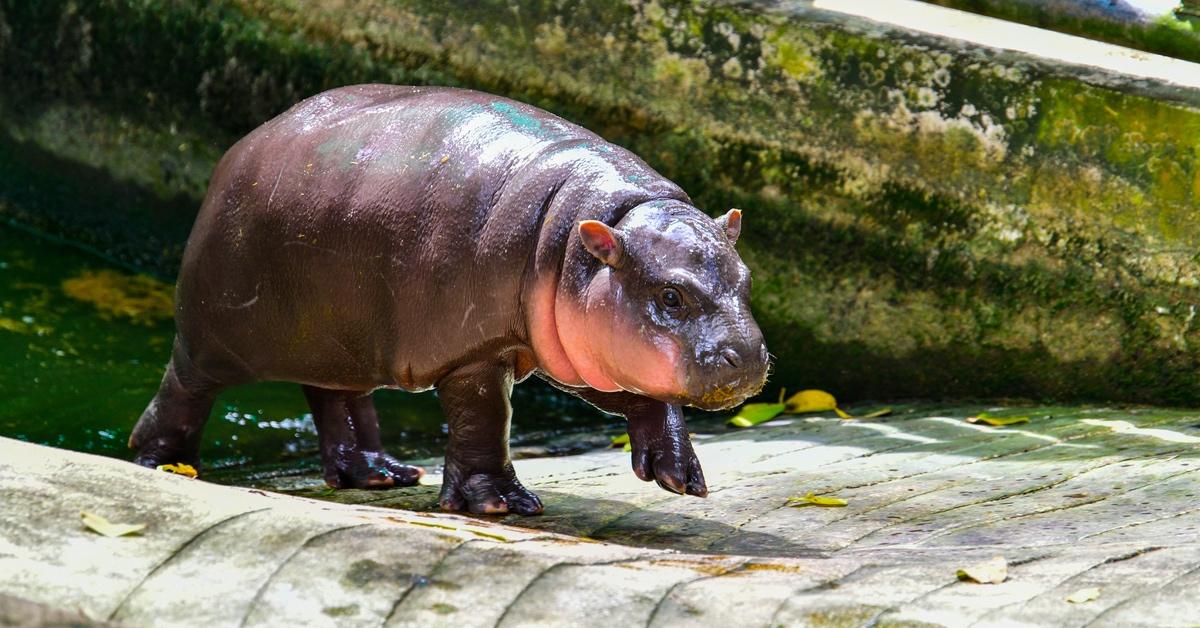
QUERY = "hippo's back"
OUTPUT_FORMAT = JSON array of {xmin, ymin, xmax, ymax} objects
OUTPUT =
[{"xmin": 198, "ymin": 84, "xmax": 602, "ymax": 236}]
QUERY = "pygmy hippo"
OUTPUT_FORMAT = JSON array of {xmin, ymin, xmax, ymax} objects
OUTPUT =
[{"xmin": 130, "ymin": 85, "xmax": 769, "ymax": 515}]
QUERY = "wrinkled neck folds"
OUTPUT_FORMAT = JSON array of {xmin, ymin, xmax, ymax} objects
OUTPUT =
[
  {"xmin": 528, "ymin": 267, "xmax": 683, "ymax": 400},
  {"xmin": 527, "ymin": 271, "xmax": 620, "ymax": 391}
]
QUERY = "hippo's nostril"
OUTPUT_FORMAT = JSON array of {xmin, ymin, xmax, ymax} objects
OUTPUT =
[{"xmin": 722, "ymin": 348, "xmax": 740, "ymax": 368}]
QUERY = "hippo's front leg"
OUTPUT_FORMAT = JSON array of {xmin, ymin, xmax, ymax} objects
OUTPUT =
[
  {"xmin": 539, "ymin": 379, "xmax": 707, "ymax": 497},
  {"xmin": 436, "ymin": 361, "xmax": 544, "ymax": 515},
  {"xmin": 626, "ymin": 401, "xmax": 707, "ymax": 497}
]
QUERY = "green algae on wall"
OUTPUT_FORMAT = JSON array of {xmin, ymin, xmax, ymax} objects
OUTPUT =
[{"xmin": 2, "ymin": 0, "xmax": 1200, "ymax": 404}]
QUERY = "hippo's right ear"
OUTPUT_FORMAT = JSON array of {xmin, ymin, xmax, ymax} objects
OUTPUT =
[
  {"xmin": 578, "ymin": 220, "xmax": 624, "ymax": 268},
  {"xmin": 718, "ymin": 209, "xmax": 742, "ymax": 245}
]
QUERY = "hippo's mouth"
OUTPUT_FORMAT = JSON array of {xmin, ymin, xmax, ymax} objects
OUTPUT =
[{"xmin": 684, "ymin": 374, "xmax": 768, "ymax": 411}]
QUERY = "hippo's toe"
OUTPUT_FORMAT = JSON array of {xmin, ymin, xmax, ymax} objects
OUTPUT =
[
  {"xmin": 631, "ymin": 437, "xmax": 708, "ymax": 498},
  {"xmin": 325, "ymin": 448, "xmax": 424, "ymax": 489},
  {"xmin": 439, "ymin": 461, "xmax": 543, "ymax": 516}
]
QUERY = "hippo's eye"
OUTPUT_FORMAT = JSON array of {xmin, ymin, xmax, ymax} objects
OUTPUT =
[{"xmin": 659, "ymin": 287, "xmax": 684, "ymax": 310}]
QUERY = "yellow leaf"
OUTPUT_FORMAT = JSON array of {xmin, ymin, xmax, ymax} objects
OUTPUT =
[
  {"xmin": 623, "ymin": 441, "xmax": 632, "ymax": 452},
  {"xmin": 610, "ymin": 433, "xmax": 630, "ymax": 448},
  {"xmin": 727, "ymin": 402, "xmax": 787, "ymax": 428},
  {"xmin": 967, "ymin": 413, "xmax": 1030, "ymax": 426},
  {"xmin": 156, "ymin": 463, "xmax": 198, "ymax": 478},
  {"xmin": 732, "ymin": 389, "xmax": 888, "ymax": 426},
  {"xmin": 1065, "ymin": 587, "xmax": 1100, "ymax": 604},
  {"xmin": 81, "ymin": 511, "xmax": 146, "ymax": 538},
  {"xmin": 956, "ymin": 556, "xmax": 1007, "ymax": 584},
  {"xmin": 787, "ymin": 492, "xmax": 848, "ymax": 507},
  {"xmin": 784, "ymin": 389, "xmax": 839, "ymax": 414}
]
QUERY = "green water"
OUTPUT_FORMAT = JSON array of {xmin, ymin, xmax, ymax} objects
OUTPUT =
[{"xmin": 0, "ymin": 223, "xmax": 616, "ymax": 478}]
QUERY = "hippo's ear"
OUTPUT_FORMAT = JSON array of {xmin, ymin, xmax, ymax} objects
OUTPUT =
[
  {"xmin": 718, "ymin": 209, "xmax": 742, "ymax": 245},
  {"xmin": 578, "ymin": 220, "xmax": 624, "ymax": 267}
]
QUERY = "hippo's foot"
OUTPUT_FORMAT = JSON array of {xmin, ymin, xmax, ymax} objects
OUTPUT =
[
  {"xmin": 438, "ymin": 460, "xmax": 543, "ymax": 515},
  {"xmin": 630, "ymin": 425, "xmax": 708, "ymax": 497},
  {"xmin": 130, "ymin": 433, "xmax": 202, "ymax": 473},
  {"xmin": 324, "ymin": 445, "xmax": 424, "ymax": 489}
]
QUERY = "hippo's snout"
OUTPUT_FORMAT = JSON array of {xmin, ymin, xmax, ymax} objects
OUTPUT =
[
  {"xmin": 686, "ymin": 335, "xmax": 769, "ymax": 411},
  {"xmin": 720, "ymin": 340, "xmax": 768, "ymax": 370}
]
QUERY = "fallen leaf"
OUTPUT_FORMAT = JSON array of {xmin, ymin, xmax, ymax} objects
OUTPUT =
[
  {"xmin": 1066, "ymin": 587, "xmax": 1100, "ymax": 603},
  {"xmin": 727, "ymin": 402, "xmax": 787, "ymax": 428},
  {"xmin": 784, "ymin": 389, "xmax": 839, "ymax": 414},
  {"xmin": 81, "ymin": 511, "xmax": 146, "ymax": 538},
  {"xmin": 782, "ymin": 389, "xmax": 888, "ymax": 420},
  {"xmin": 156, "ymin": 463, "xmax": 198, "ymax": 478},
  {"xmin": 956, "ymin": 556, "xmax": 1008, "ymax": 584},
  {"xmin": 787, "ymin": 492, "xmax": 848, "ymax": 507},
  {"xmin": 967, "ymin": 413, "xmax": 1030, "ymax": 426},
  {"xmin": 610, "ymin": 433, "xmax": 633, "ymax": 451},
  {"xmin": 730, "ymin": 389, "xmax": 890, "ymax": 427}
]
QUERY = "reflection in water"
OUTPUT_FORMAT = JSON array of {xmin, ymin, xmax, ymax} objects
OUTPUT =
[{"xmin": 0, "ymin": 223, "xmax": 615, "ymax": 478}]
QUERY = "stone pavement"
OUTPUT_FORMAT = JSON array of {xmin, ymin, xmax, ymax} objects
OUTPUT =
[{"xmin": 3, "ymin": 404, "xmax": 1200, "ymax": 626}]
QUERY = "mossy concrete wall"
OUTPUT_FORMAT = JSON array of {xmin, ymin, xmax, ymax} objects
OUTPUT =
[
  {"xmin": 2, "ymin": 0, "xmax": 1200, "ymax": 404},
  {"xmin": 923, "ymin": 0, "xmax": 1200, "ymax": 65}
]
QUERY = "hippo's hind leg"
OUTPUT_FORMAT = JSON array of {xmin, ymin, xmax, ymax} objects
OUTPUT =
[
  {"xmin": 302, "ymin": 386, "xmax": 424, "ymax": 489},
  {"xmin": 436, "ymin": 360, "xmax": 543, "ymax": 515},
  {"xmin": 130, "ymin": 337, "xmax": 223, "ymax": 469}
]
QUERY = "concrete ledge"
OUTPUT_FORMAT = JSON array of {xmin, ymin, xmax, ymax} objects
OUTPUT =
[
  {"xmin": 0, "ymin": 437, "xmax": 812, "ymax": 627},
  {"xmin": 5, "ymin": 401, "xmax": 1200, "ymax": 625},
  {"xmin": 823, "ymin": 0, "xmax": 1200, "ymax": 100}
]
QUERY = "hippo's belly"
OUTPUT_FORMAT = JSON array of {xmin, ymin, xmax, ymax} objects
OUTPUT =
[{"xmin": 173, "ymin": 85, "xmax": 591, "ymax": 390}]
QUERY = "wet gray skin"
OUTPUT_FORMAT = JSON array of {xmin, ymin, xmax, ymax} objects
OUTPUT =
[{"xmin": 129, "ymin": 84, "xmax": 768, "ymax": 514}]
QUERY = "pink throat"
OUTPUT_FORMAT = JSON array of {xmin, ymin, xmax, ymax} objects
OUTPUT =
[{"xmin": 527, "ymin": 276, "xmax": 619, "ymax": 391}]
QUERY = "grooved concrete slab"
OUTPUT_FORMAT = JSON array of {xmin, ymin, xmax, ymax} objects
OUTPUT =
[{"xmin": 3, "ymin": 405, "xmax": 1200, "ymax": 626}]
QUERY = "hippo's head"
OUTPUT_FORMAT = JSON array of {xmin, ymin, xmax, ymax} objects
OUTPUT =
[{"xmin": 564, "ymin": 200, "xmax": 768, "ymax": 410}]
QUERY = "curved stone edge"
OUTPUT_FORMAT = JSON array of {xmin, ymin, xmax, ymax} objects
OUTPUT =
[
  {"xmin": 0, "ymin": 437, "xmax": 850, "ymax": 627},
  {"xmin": 6, "ymin": 414, "xmax": 1200, "ymax": 627}
]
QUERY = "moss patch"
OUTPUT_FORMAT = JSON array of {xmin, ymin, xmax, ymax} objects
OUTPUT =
[{"xmin": 61, "ymin": 269, "xmax": 173, "ymax": 325}]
